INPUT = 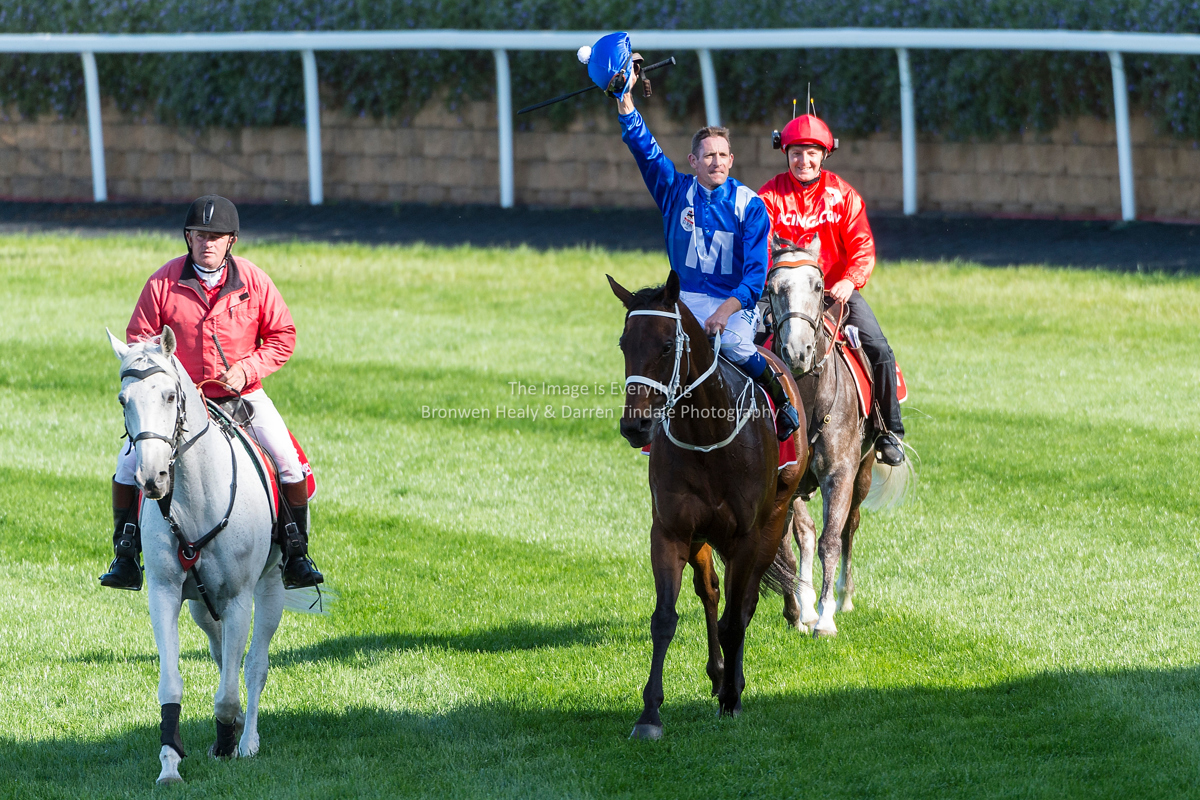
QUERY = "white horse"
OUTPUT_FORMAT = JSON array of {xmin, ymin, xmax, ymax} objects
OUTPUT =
[{"xmin": 108, "ymin": 325, "xmax": 284, "ymax": 785}]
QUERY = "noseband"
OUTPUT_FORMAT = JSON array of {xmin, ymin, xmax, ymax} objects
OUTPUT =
[{"xmin": 623, "ymin": 305, "xmax": 757, "ymax": 453}]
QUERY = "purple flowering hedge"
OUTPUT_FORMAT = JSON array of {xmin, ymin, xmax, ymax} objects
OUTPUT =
[{"xmin": 3, "ymin": 0, "xmax": 1200, "ymax": 141}]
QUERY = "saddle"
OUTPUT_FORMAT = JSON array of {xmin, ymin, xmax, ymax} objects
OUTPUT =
[{"xmin": 206, "ymin": 398, "xmax": 317, "ymax": 534}]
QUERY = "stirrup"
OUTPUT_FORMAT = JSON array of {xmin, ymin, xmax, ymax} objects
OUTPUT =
[
  {"xmin": 775, "ymin": 402, "xmax": 800, "ymax": 441},
  {"xmin": 282, "ymin": 557, "xmax": 324, "ymax": 590},
  {"xmin": 100, "ymin": 555, "xmax": 143, "ymax": 591},
  {"xmin": 875, "ymin": 433, "xmax": 905, "ymax": 466}
]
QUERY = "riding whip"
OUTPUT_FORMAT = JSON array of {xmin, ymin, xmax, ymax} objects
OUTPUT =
[{"xmin": 517, "ymin": 56, "xmax": 677, "ymax": 115}]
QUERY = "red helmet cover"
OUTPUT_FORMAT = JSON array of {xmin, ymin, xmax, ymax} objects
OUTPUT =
[{"xmin": 780, "ymin": 115, "xmax": 836, "ymax": 153}]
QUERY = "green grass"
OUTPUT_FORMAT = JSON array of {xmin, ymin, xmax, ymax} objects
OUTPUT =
[{"xmin": 3, "ymin": 233, "xmax": 1200, "ymax": 798}]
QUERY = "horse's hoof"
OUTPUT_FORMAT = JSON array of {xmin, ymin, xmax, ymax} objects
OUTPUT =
[
  {"xmin": 208, "ymin": 743, "xmax": 239, "ymax": 760},
  {"xmin": 794, "ymin": 620, "xmax": 812, "ymax": 635},
  {"xmin": 157, "ymin": 745, "xmax": 183, "ymax": 785},
  {"xmin": 629, "ymin": 723, "xmax": 663, "ymax": 741},
  {"xmin": 812, "ymin": 626, "xmax": 838, "ymax": 639},
  {"xmin": 717, "ymin": 704, "xmax": 742, "ymax": 718},
  {"xmin": 238, "ymin": 733, "xmax": 260, "ymax": 758},
  {"xmin": 837, "ymin": 597, "xmax": 855, "ymax": 613}
]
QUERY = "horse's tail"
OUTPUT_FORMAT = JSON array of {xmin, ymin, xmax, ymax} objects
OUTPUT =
[
  {"xmin": 283, "ymin": 585, "xmax": 337, "ymax": 615},
  {"xmin": 759, "ymin": 543, "xmax": 800, "ymax": 599},
  {"xmin": 861, "ymin": 457, "xmax": 914, "ymax": 513}
]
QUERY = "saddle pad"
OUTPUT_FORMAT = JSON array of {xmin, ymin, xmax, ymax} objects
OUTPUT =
[{"xmin": 638, "ymin": 390, "xmax": 797, "ymax": 472}]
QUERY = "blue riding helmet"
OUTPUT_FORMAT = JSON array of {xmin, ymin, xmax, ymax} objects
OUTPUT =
[{"xmin": 586, "ymin": 31, "xmax": 634, "ymax": 97}]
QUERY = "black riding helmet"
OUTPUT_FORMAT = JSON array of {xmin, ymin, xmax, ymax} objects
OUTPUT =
[
  {"xmin": 183, "ymin": 195, "xmax": 239, "ymax": 268},
  {"xmin": 184, "ymin": 195, "xmax": 239, "ymax": 235}
]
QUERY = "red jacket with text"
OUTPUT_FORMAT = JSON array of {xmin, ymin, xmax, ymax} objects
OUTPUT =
[
  {"xmin": 756, "ymin": 170, "xmax": 876, "ymax": 289},
  {"xmin": 126, "ymin": 255, "xmax": 296, "ymax": 399}
]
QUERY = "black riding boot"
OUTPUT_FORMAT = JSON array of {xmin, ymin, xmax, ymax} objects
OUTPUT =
[
  {"xmin": 752, "ymin": 362, "xmax": 800, "ymax": 441},
  {"xmin": 281, "ymin": 498, "xmax": 324, "ymax": 590},
  {"xmin": 100, "ymin": 480, "xmax": 142, "ymax": 590},
  {"xmin": 872, "ymin": 359, "xmax": 906, "ymax": 466}
]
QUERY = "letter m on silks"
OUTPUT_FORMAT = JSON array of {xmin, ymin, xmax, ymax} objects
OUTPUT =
[{"xmin": 686, "ymin": 229, "xmax": 734, "ymax": 274}]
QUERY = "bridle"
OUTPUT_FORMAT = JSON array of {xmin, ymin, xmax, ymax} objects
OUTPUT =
[
  {"xmin": 119, "ymin": 354, "xmax": 233, "ymax": 621},
  {"xmin": 623, "ymin": 304, "xmax": 757, "ymax": 453},
  {"xmin": 766, "ymin": 252, "xmax": 837, "ymax": 376}
]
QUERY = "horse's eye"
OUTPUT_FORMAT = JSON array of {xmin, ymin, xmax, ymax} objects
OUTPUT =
[
  {"xmin": 118, "ymin": 395, "xmax": 127, "ymax": 406},
  {"xmin": 661, "ymin": 342, "xmax": 673, "ymax": 355},
  {"xmin": 166, "ymin": 392, "xmax": 177, "ymax": 404}
]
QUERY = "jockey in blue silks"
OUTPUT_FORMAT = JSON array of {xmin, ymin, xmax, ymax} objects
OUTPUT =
[{"xmin": 584, "ymin": 32, "xmax": 799, "ymax": 440}]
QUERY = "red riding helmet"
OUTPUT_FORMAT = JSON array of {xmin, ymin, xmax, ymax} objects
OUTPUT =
[{"xmin": 773, "ymin": 114, "xmax": 838, "ymax": 154}]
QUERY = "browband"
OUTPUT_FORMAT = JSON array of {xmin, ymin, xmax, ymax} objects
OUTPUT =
[{"xmin": 120, "ymin": 364, "xmax": 170, "ymax": 381}]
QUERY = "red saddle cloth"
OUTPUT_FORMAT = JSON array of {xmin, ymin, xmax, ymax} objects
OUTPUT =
[{"xmin": 637, "ymin": 388, "xmax": 798, "ymax": 471}]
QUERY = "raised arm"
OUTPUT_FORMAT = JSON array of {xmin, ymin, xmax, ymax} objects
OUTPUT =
[{"xmin": 617, "ymin": 98, "xmax": 678, "ymax": 211}]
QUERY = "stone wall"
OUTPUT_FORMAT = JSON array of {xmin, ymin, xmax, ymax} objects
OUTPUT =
[{"xmin": 2, "ymin": 96, "xmax": 1199, "ymax": 220}]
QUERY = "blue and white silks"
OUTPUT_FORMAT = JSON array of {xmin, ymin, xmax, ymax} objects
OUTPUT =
[{"xmin": 619, "ymin": 108, "xmax": 770, "ymax": 365}]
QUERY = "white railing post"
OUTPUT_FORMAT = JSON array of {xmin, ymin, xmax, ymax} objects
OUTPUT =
[
  {"xmin": 896, "ymin": 47, "xmax": 917, "ymax": 216},
  {"xmin": 80, "ymin": 51, "xmax": 107, "ymax": 202},
  {"xmin": 301, "ymin": 49, "xmax": 323, "ymax": 205},
  {"xmin": 494, "ymin": 49, "xmax": 514, "ymax": 209},
  {"xmin": 1108, "ymin": 51, "xmax": 1136, "ymax": 221},
  {"xmin": 697, "ymin": 49, "xmax": 721, "ymax": 127}
]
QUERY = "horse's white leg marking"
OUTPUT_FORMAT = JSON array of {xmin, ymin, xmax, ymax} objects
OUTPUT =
[
  {"xmin": 156, "ymin": 745, "xmax": 182, "ymax": 785},
  {"xmin": 213, "ymin": 593, "xmax": 254, "ymax": 751},
  {"xmin": 792, "ymin": 499, "xmax": 819, "ymax": 630},
  {"xmin": 240, "ymin": 566, "xmax": 285, "ymax": 758},
  {"xmin": 836, "ymin": 555, "xmax": 854, "ymax": 613}
]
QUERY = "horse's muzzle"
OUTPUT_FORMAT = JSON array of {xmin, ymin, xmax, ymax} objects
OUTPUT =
[
  {"xmin": 142, "ymin": 473, "xmax": 169, "ymax": 499},
  {"xmin": 620, "ymin": 416, "xmax": 653, "ymax": 448}
]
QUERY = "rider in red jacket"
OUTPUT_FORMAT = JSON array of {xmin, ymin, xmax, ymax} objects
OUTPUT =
[
  {"xmin": 101, "ymin": 196, "xmax": 324, "ymax": 591},
  {"xmin": 757, "ymin": 115, "xmax": 906, "ymax": 465}
]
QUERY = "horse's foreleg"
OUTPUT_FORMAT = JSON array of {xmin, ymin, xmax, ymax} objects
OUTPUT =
[
  {"xmin": 814, "ymin": 475, "xmax": 853, "ymax": 638},
  {"xmin": 689, "ymin": 542, "xmax": 723, "ymax": 696},
  {"xmin": 241, "ymin": 568, "xmax": 285, "ymax": 758},
  {"xmin": 837, "ymin": 460, "xmax": 873, "ymax": 613},
  {"xmin": 211, "ymin": 595, "xmax": 253, "ymax": 758},
  {"xmin": 631, "ymin": 529, "xmax": 689, "ymax": 741},
  {"xmin": 148, "ymin": 581, "xmax": 185, "ymax": 785},
  {"xmin": 792, "ymin": 498, "xmax": 819, "ymax": 631}
]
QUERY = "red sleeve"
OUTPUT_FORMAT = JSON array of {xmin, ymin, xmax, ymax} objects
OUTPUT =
[
  {"xmin": 126, "ymin": 276, "xmax": 164, "ymax": 344},
  {"xmin": 238, "ymin": 271, "xmax": 295, "ymax": 386},
  {"xmin": 839, "ymin": 188, "xmax": 876, "ymax": 289}
]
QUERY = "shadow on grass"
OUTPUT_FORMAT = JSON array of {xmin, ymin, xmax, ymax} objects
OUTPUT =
[
  {"xmin": 273, "ymin": 619, "xmax": 613, "ymax": 666},
  {"xmin": 5, "ymin": 666, "xmax": 1200, "ymax": 799}
]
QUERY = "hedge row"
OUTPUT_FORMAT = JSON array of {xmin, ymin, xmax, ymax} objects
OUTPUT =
[{"xmin": 3, "ymin": 1, "xmax": 1200, "ymax": 140}]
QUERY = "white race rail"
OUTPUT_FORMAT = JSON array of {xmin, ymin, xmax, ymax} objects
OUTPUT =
[{"xmin": 4, "ymin": 28, "xmax": 1200, "ymax": 218}]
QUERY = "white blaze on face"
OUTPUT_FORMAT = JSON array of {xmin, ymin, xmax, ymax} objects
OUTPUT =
[{"xmin": 768, "ymin": 264, "xmax": 824, "ymax": 373}]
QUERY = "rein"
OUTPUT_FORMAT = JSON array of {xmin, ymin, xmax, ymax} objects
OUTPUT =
[
  {"xmin": 624, "ymin": 305, "xmax": 757, "ymax": 453},
  {"xmin": 120, "ymin": 358, "xmax": 234, "ymax": 621}
]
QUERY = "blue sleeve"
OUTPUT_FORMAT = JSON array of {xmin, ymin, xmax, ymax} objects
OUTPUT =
[
  {"xmin": 733, "ymin": 198, "xmax": 770, "ymax": 310},
  {"xmin": 619, "ymin": 109, "xmax": 677, "ymax": 211}
]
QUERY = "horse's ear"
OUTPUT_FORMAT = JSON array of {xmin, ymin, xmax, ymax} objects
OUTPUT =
[
  {"xmin": 160, "ymin": 325, "xmax": 177, "ymax": 358},
  {"xmin": 805, "ymin": 232, "xmax": 822, "ymax": 258},
  {"xmin": 106, "ymin": 328, "xmax": 130, "ymax": 360},
  {"xmin": 607, "ymin": 274, "xmax": 635, "ymax": 309},
  {"xmin": 663, "ymin": 270, "xmax": 680, "ymax": 306}
]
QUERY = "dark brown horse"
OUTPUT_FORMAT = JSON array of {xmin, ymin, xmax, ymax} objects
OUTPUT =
[
  {"xmin": 764, "ymin": 237, "xmax": 911, "ymax": 637},
  {"xmin": 609, "ymin": 270, "xmax": 806, "ymax": 740}
]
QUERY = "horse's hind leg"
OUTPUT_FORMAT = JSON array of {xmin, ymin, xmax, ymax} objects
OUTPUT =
[
  {"xmin": 689, "ymin": 543, "xmax": 723, "ymax": 696},
  {"xmin": 148, "ymin": 580, "xmax": 186, "ymax": 785},
  {"xmin": 189, "ymin": 598, "xmax": 224, "ymax": 670},
  {"xmin": 211, "ymin": 595, "xmax": 254, "ymax": 758},
  {"xmin": 814, "ymin": 472, "xmax": 854, "ymax": 638},
  {"xmin": 792, "ymin": 498, "xmax": 819, "ymax": 632},
  {"xmin": 837, "ymin": 459, "xmax": 873, "ymax": 613},
  {"xmin": 240, "ymin": 570, "xmax": 285, "ymax": 757},
  {"xmin": 776, "ymin": 514, "xmax": 804, "ymax": 631}
]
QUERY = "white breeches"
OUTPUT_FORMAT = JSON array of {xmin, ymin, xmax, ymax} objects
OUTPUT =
[
  {"xmin": 679, "ymin": 290, "xmax": 761, "ymax": 363},
  {"xmin": 116, "ymin": 389, "xmax": 304, "ymax": 485}
]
